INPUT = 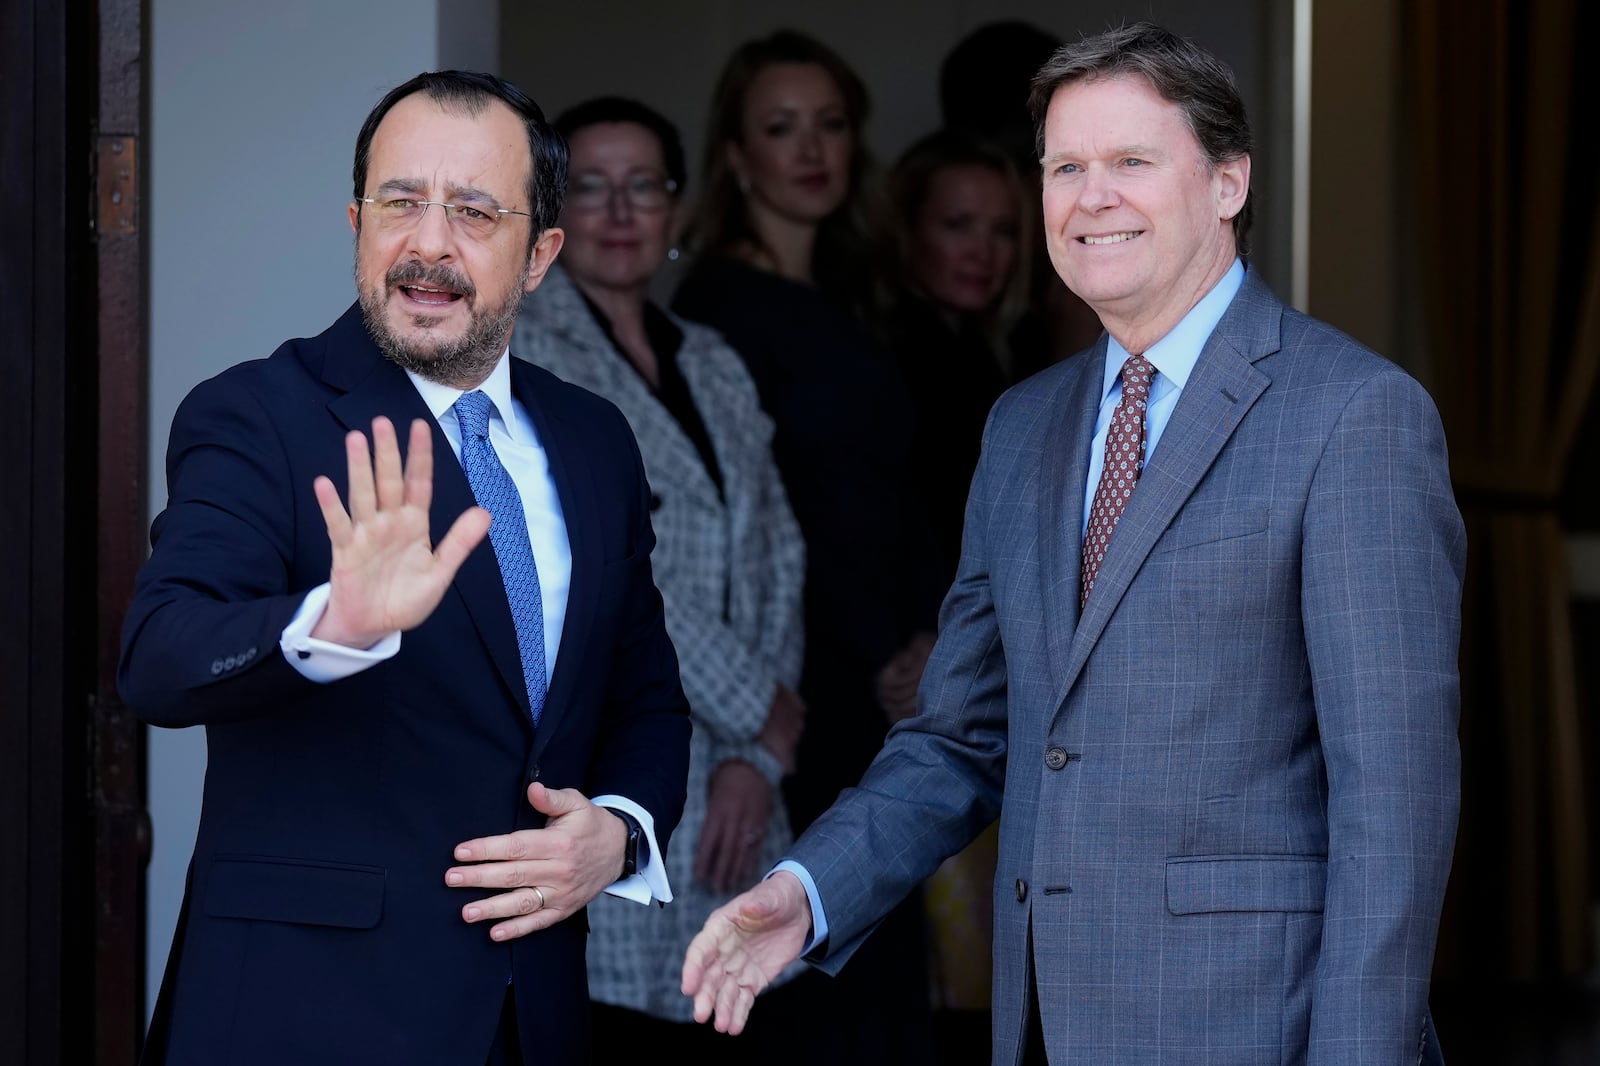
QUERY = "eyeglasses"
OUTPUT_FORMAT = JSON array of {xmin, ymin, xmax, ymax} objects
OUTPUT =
[
  {"xmin": 566, "ymin": 172, "xmax": 679, "ymax": 213},
  {"xmin": 356, "ymin": 196, "xmax": 532, "ymax": 238}
]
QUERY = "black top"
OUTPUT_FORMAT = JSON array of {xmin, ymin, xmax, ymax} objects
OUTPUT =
[
  {"xmin": 883, "ymin": 295, "xmax": 1011, "ymax": 588},
  {"xmin": 674, "ymin": 255, "xmax": 943, "ymax": 832},
  {"xmin": 579, "ymin": 291, "xmax": 725, "ymax": 501}
]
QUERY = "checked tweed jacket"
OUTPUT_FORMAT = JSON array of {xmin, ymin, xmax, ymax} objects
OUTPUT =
[{"xmin": 514, "ymin": 265, "xmax": 808, "ymax": 1019}]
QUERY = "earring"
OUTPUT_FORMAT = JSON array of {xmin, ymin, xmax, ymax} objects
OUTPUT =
[{"xmin": 667, "ymin": 247, "xmax": 681, "ymax": 261}]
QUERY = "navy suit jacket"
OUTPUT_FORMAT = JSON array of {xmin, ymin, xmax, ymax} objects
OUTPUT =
[
  {"xmin": 120, "ymin": 304, "xmax": 692, "ymax": 1065},
  {"xmin": 792, "ymin": 270, "xmax": 1464, "ymax": 1064}
]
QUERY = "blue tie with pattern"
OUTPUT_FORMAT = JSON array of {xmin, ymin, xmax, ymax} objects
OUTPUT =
[{"xmin": 453, "ymin": 390, "xmax": 547, "ymax": 725}]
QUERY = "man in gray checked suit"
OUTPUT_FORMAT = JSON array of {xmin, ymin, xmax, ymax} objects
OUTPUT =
[{"xmin": 681, "ymin": 21, "xmax": 1464, "ymax": 1066}]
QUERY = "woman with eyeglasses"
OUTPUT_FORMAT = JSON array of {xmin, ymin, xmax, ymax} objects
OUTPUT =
[
  {"xmin": 512, "ymin": 97, "xmax": 809, "ymax": 1060},
  {"xmin": 672, "ymin": 30, "xmax": 942, "ymax": 1065}
]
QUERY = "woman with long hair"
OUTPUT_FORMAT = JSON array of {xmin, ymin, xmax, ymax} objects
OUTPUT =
[{"xmin": 879, "ymin": 128, "xmax": 1034, "ymax": 577}]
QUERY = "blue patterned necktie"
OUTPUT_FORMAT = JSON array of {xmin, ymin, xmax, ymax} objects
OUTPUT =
[{"xmin": 453, "ymin": 390, "xmax": 547, "ymax": 725}]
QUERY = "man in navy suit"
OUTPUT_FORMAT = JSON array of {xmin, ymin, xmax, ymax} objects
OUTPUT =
[
  {"xmin": 119, "ymin": 71, "xmax": 691, "ymax": 1065},
  {"xmin": 684, "ymin": 23, "xmax": 1463, "ymax": 1065}
]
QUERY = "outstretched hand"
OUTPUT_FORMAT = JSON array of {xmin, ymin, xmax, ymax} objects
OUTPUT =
[
  {"xmin": 681, "ymin": 871, "xmax": 811, "ymax": 1035},
  {"xmin": 311, "ymin": 416, "xmax": 490, "ymax": 648}
]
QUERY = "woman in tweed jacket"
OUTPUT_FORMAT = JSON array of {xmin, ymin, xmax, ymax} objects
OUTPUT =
[{"xmin": 512, "ymin": 98, "xmax": 808, "ymax": 1059}]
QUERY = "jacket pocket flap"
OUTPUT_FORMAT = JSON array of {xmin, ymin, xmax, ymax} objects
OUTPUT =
[
  {"xmin": 1165, "ymin": 855, "xmax": 1326, "ymax": 915},
  {"xmin": 205, "ymin": 855, "xmax": 385, "ymax": 928},
  {"xmin": 1151, "ymin": 508, "xmax": 1269, "ymax": 555}
]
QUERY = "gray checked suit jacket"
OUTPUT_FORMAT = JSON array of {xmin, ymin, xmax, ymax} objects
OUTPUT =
[
  {"xmin": 514, "ymin": 265, "xmax": 807, "ymax": 1020},
  {"xmin": 789, "ymin": 268, "xmax": 1465, "ymax": 1065}
]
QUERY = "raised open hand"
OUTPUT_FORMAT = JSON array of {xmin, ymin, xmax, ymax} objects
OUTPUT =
[{"xmin": 311, "ymin": 416, "xmax": 490, "ymax": 648}]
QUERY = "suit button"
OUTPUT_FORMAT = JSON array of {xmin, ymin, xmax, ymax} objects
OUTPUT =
[
  {"xmin": 1045, "ymin": 745, "xmax": 1069, "ymax": 770},
  {"xmin": 1015, "ymin": 879, "xmax": 1028, "ymax": 902},
  {"xmin": 210, "ymin": 659, "xmax": 224, "ymax": 675}
]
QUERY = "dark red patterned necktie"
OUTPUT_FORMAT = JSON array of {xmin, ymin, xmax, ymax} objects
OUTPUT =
[{"xmin": 1081, "ymin": 354, "xmax": 1154, "ymax": 609}]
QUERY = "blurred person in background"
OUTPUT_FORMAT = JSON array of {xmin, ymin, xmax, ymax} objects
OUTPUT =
[
  {"xmin": 880, "ymin": 128, "xmax": 1032, "ymax": 579},
  {"xmin": 877, "ymin": 127, "xmax": 1035, "ymax": 1064},
  {"xmin": 941, "ymin": 19, "xmax": 1102, "ymax": 375},
  {"xmin": 673, "ymin": 28, "xmax": 942, "ymax": 1065},
  {"xmin": 512, "ymin": 96, "xmax": 807, "ymax": 1062}
]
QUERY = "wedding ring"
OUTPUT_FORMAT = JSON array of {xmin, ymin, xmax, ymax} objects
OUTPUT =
[{"xmin": 532, "ymin": 885, "xmax": 547, "ymax": 912}]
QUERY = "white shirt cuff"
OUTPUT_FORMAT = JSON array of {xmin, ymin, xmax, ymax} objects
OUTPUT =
[
  {"xmin": 771, "ymin": 859, "xmax": 827, "ymax": 954},
  {"xmin": 280, "ymin": 583, "xmax": 402, "ymax": 682},
  {"xmin": 593, "ymin": 794, "xmax": 672, "ymax": 904}
]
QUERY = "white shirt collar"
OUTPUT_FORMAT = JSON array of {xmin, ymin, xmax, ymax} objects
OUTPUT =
[{"xmin": 404, "ymin": 348, "xmax": 529, "ymax": 445}]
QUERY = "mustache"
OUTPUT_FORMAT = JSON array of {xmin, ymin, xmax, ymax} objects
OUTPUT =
[{"xmin": 386, "ymin": 260, "xmax": 476, "ymax": 299}]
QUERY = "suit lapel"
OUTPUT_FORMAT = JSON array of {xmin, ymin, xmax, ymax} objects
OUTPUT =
[
  {"xmin": 1051, "ymin": 272, "xmax": 1282, "ymax": 709},
  {"xmin": 322, "ymin": 306, "xmax": 532, "ymax": 728},
  {"xmin": 1038, "ymin": 340, "xmax": 1108, "ymax": 689}
]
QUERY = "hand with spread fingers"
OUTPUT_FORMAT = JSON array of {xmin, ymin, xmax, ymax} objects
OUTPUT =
[
  {"xmin": 446, "ymin": 781, "xmax": 630, "ymax": 942},
  {"xmin": 680, "ymin": 871, "xmax": 811, "ymax": 1035},
  {"xmin": 311, "ymin": 415, "xmax": 491, "ymax": 649}
]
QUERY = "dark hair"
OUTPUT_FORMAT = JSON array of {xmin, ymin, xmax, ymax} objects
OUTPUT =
[
  {"xmin": 553, "ymin": 96, "xmax": 687, "ymax": 194},
  {"xmin": 881, "ymin": 129, "xmax": 1032, "ymax": 341},
  {"xmin": 940, "ymin": 20, "xmax": 1062, "ymax": 168},
  {"xmin": 687, "ymin": 29, "xmax": 877, "ymax": 308},
  {"xmin": 352, "ymin": 70, "xmax": 568, "ymax": 235},
  {"xmin": 1028, "ymin": 21, "xmax": 1254, "ymax": 255}
]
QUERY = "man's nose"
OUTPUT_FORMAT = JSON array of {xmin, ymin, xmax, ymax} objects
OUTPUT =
[
  {"xmin": 409, "ymin": 201, "xmax": 459, "ymax": 258},
  {"xmin": 1078, "ymin": 167, "xmax": 1119, "ymax": 211}
]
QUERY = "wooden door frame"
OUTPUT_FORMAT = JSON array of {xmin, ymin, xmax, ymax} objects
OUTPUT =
[{"xmin": 0, "ymin": 0, "xmax": 148, "ymax": 1062}]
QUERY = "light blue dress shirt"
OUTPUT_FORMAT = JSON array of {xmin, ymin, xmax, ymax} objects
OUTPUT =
[{"xmin": 1081, "ymin": 258, "xmax": 1245, "ymax": 534}]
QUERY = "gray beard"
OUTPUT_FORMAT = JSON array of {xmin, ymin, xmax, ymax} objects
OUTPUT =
[{"xmin": 357, "ymin": 256, "xmax": 528, "ymax": 389}]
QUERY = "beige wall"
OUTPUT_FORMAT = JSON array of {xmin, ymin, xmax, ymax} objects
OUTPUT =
[{"xmin": 1306, "ymin": 0, "xmax": 1421, "ymax": 378}]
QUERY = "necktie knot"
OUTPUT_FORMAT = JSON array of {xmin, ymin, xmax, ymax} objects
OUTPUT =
[
  {"xmin": 454, "ymin": 390, "xmax": 494, "ymax": 441},
  {"xmin": 1121, "ymin": 354, "xmax": 1154, "ymax": 401}
]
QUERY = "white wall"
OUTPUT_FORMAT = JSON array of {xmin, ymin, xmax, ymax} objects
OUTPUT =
[{"xmin": 145, "ymin": 0, "xmax": 451, "ymax": 1025}]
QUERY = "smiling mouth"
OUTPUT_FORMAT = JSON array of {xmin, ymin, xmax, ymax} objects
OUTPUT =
[{"xmin": 1079, "ymin": 231, "xmax": 1142, "ymax": 246}]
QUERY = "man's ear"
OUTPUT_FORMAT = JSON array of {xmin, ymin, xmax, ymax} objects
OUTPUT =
[
  {"xmin": 1216, "ymin": 154, "xmax": 1251, "ymax": 222},
  {"xmin": 349, "ymin": 200, "xmax": 360, "ymax": 234},
  {"xmin": 523, "ymin": 227, "xmax": 565, "ymax": 292}
]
